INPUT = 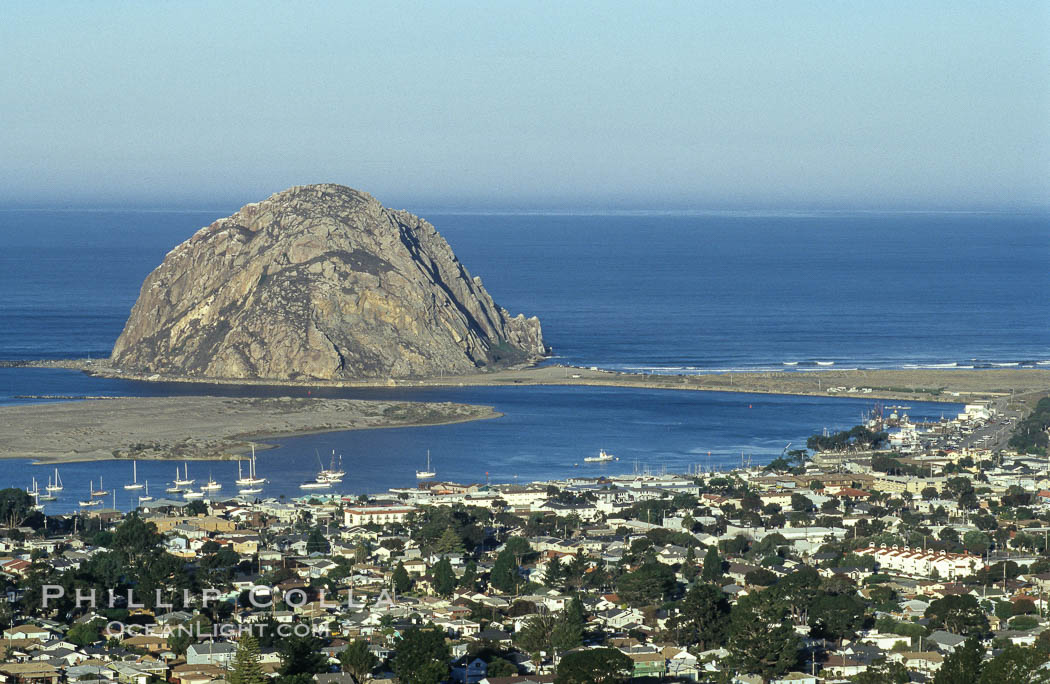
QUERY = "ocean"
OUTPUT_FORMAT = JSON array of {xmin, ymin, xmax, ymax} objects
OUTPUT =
[{"xmin": 0, "ymin": 208, "xmax": 1047, "ymax": 510}]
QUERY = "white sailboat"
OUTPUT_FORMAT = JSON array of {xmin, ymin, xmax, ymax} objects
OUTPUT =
[
  {"xmin": 138, "ymin": 481, "xmax": 153, "ymax": 503},
  {"xmin": 202, "ymin": 471, "xmax": 222, "ymax": 491},
  {"xmin": 46, "ymin": 468, "xmax": 63, "ymax": 492},
  {"xmin": 123, "ymin": 461, "xmax": 144, "ymax": 490},
  {"xmin": 166, "ymin": 466, "xmax": 183, "ymax": 492},
  {"xmin": 236, "ymin": 446, "xmax": 266, "ymax": 486},
  {"xmin": 174, "ymin": 462, "xmax": 194, "ymax": 487},
  {"xmin": 80, "ymin": 481, "xmax": 102, "ymax": 507},
  {"xmin": 415, "ymin": 450, "xmax": 436, "ymax": 479},
  {"xmin": 91, "ymin": 477, "xmax": 108, "ymax": 497},
  {"xmin": 28, "ymin": 479, "xmax": 43, "ymax": 511},
  {"xmin": 318, "ymin": 449, "xmax": 345, "ymax": 482}
]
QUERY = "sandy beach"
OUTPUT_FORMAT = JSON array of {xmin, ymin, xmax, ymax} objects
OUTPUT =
[
  {"xmin": 15, "ymin": 359, "xmax": 1050, "ymax": 404},
  {"xmin": 0, "ymin": 395, "xmax": 500, "ymax": 463}
]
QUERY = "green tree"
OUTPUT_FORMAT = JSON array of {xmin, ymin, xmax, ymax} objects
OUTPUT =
[
  {"xmin": 434, "ymin": 527, "xmax": 464, "ymax": 555},
  {"xmin": 306, "ymin": 527, "xmax": 330, "ymax": 554},
  {"xmin": 459, "ymin": 560, "xmax": 478, "ymax": 591},
  {"xmin": 167, "ymin": 630, "xmax": 193, "ymax": 657},
  {"xmin": 963, "ymin": 530, "xmax": 992, "ymax": 555},
  {"xmin": 66, "ymin": 620, "xmax": 101, "ymax": 647},
  {"xmin": 850, "ymin": 659, "xmax": 910, "ymax": 683},
  {"xmin": 228, "ymin": 635, "xmax": 267, "ymax": 684},
  {"xmin": 726, "ymin": 592, "xmax": 800, "ymax": 680},
  {"xmin": 702, "ymin": 547, "xmax": 724, "ymax": 583},
  {"xmin": 977, "ymin": 644, "xmax": 1050, "ymax": 683},
  {"xmin": 486, "ymin": 658, "xmax": 517, "ymax": 677},
  {"xmin": 277, "ymin": 634, "xmax": 328, "ymax": 678},
  {"xmin": 682, "ymin": 546, "xmax": 699, "ymax": 583},
  {"xmin": 490, "ymin": 548, "xmax": 519, "ymax": 593},
  {"xmin": 392, "ymin": 626, "xmax": 450, "ymax": 684},
  {"xmin": 925, "ymin": 595, "xmax": 989, "ymax": 636},
  {"xmin": 670, "ymin": 582, "xmax": 730, "ymax": 650},
  {"xmin": 809, "ymin": 593, "xmax": 868, "ymax": 641},
  {"xmin": 432, "ymin": 557, "xmax": 456, "ymax": 597},
  {"xmin": 0, "ymin": 488, "xmax": 34, "ymax": 528},
  {"xmin": 338, "ymin": 640, "xmax": 378, "ymax": 682},
  {"xmin": 543, "ymin": 556, "xmax": 564, "ymax": 587},
  {"xmin": 555, "ymin": 648, "xmax": 632, "ymax": 684},
  {"xmin": 616, "ymin": 560, "xmax": 676, "ymax": 607},
  {"xmin": 392, "ymin": 561, "xmax": 412, "ymax": 594},
  {"xmin": 934, "ymin": 637, "xmax": 984, "ymax": 684}
]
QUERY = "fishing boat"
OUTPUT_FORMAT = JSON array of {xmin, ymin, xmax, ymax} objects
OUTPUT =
[
  {"xmin": 415, "ymin": 450, "xmax": 436, "ymax": 479},
  {"xmin": 583, "ymin": 449, "xmax": 616, "ymax": 463},
  {"xmin": 236, "ymin": 447, "xmax": 266, "ymax": 485},
  {"xmin": 173, "ymin": 462, "xmax": 194, "ymax": 487},
  {"xmin": 91, "ymin": 477, "xmax": 109, "ymax": 497},
  {"xmin": 138, "ymin": 481, "xmax": 153, "ymax": 503},
  {"xmin": 201, "ymin": 472, "xmax": 222, "ymax": 492},
  {"xmin": 46, "ymin": 468, "xmax": 63, "ymax": 492},
  {"xmin": 123, "ymin": 461, "xmax": 144, "ymax": 490},
  {"xmin": 80, "ymin": 481, "xmax": 102, "ymax": 507}
]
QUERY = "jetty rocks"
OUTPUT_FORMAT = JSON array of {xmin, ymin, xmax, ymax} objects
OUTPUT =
[{"xmin": 111, "ymin": 184, "xmax": 547, "ymax": 380}]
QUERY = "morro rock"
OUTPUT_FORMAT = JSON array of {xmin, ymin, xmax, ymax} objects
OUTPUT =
[{"xmin": 110, "ymin": 184, "xmax": 546, "ymax": 380}]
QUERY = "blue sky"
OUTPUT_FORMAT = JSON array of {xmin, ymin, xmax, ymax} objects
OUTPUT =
[{"xmin": 1, "ymin": 2, "xmax": 1047, "ymax": 210}]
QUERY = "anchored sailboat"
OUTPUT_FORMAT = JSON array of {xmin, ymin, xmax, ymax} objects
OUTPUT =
[
  {"xmin": 416, "ymin": 450, "xmax": 436, "ymax": 479},
  {"xmin": 80, "ymin": 481, "xmax": 102, "ymax": 507},
  {"xmin": 123, "ymin": 461, "xmax": 144, "ymax": 490},
  {"xmin": 237, "ymin": 446, "xmax": 266, "ymax": 487},
  {"xmin": 173, "ymin": 462, "xmax": 194, "ymax": 487},
  {"xmin": 46, "ymin": 468, "xmax": 63, "ymax": 492},
  {"xmin": 91, "ymin": 477, "xmax": 108, "ymax": 497}
]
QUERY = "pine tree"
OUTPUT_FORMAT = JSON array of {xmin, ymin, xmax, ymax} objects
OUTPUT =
[
  {"xmin": 393, "ymin": 561, "xmax": 412, "ymax": 594},
  {"xmin": 490, "ymin": 548, "xmax": 519, "ymax": 593},
  {"xmin": 227, "ymin": 635, "xmax": 266, "ymax": 684},
  {"xmin": 543, "ymin": 556, "xmax": 564, "ymax": 587},
  {"xmin": 433, "ymin": 556, "xmax": 457, "ymax": 597},
  {"xmin": 702, "ymin": 546, "xmax": 723, "ymax": 583},
  {"xmin": 459, "ymin": 560, "xmax": 478, "ymax": 591},
  {"xmin": 434, "ymin": 526, "xmax": 464, "ymax": 555},
  {"xmin": 682, "ymin": 546, "xmax": 699, "ymax": 583},
  {"xmin": 339, "ymin": 639, "xmax": 378, "ymax": 682}
]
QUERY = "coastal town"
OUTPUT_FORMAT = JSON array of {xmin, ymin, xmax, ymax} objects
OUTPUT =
[{"xmin": 0, "ymin": 396, "xmax": 1047, "ymax": 683}]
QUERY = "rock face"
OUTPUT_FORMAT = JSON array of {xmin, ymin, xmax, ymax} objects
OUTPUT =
[{"xmin": 111, "ymin": 184, "xmax": 546, "ymax": 380}]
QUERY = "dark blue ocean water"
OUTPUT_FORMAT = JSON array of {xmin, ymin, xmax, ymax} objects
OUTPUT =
[
  {"xmin": 1, "ymin": 209, "xmax": 1047, "ymax": 370},
  {"xmin": 0, "ymin": 208, "xmax": 1046, "ymax": 511}
]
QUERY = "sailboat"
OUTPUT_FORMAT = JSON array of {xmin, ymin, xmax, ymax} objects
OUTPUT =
[
  {"xmin": 201, "ymin": 471, "xmax": 222, "ymax": 492},
  {"xmin": 91, "ymin": 477, "xmax": 108, "ymax": 497},
  {"xmin": 318, "ymin": 450, "xmax": 345, "ymax": 482},
  {"xmin": 28, "ymin": 479, "xmax": 44, "ymax": 511},
  {"xmin": 80, "ymin": 481, "xmax": 102, "ymax": 507},
  {"xmin": 138, "ymin": 481, "xmax": 153, "ymax": 503},
  {"xmin": 236, "ymin": 446, "xmax": 266, "ymax": 487},
  {"xmin": 123, "ymin": 461, "xmax": 144, "ymax": 490},
  {"xmin": 46, "ymin": 468, "xmax": 63, "ymax": 492},
  {"xmin": 415, "ymin": 450, "xmax": 436, "ymax": 479},
  {"xmin": 174, "ymin": 462, "xmax": 194, "ymax": 487},
  {"xmin": 166, "ymin": 466, "xmax": 183, "ymax": 493}
]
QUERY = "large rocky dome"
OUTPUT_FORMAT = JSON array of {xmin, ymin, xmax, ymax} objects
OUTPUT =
[{"xmin": 110, "ymin": 184, "xmax": 547, "ymax": 380}]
